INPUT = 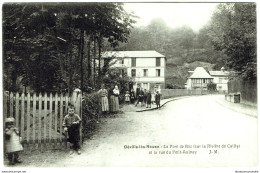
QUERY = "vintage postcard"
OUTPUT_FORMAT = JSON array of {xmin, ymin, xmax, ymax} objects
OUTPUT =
[{"xmin": 1, "ymin": 1, "xmax": 258, "ymax": 173}]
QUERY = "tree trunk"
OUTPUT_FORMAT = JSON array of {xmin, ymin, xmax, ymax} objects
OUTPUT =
[
  {"xmin": 68, "ymin": 42, "xmax": 73, "ymax": 96},
  {"xmin": 98, "ymin": 36, "xmax": 102, "ymax": 83},
  {"xmin": 80, "ymin": 29, "xmax": 84, "ymax": 92},
  {"xmin": 93, "ymin": 36, "xmax": 96, "ymax": 89},
  {"xmin": 87, "ymin": 37, "xmax": 91, "ymax": 87}
]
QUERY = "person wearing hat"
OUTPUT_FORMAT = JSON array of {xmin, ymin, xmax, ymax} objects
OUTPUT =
[{"xmin": 4, "ymin": 117, "xmax": 23, "ymax": 165}]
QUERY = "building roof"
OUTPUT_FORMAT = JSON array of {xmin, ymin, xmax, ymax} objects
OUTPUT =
[
  {"xmin": 209, "ymin": 71, "xmax": 230, "ymax": 76},
  {"xmin": 102, "ymin": 50, "xmax": 165, "ymax": 58},
  {"xmin": 189, "ymin": 67, "xmax": 213, "ymax": 79}
]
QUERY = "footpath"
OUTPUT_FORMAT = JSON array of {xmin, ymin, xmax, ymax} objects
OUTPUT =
[
  {"xmin": 135, "ymin": 95, "xmax": 257, "ymax": 118},
  {"xmin": 136, "ymin": 96, "xmax": 191, "ymax": 112},
  {"xmin": 214, "ymin": 95, "xmax": 257, "ymax": 118}
]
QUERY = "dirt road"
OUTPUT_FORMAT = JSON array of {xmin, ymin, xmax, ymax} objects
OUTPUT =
[{"xmin": 9, "ymin": 95, "xmax": 257, "ymax": 167}]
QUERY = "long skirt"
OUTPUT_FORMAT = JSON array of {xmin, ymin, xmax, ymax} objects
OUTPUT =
[
  {"xmin": 110, "ymin": 95, "xmax": 115, "ymax": 112},
  {"xmin": 111, "ymin": 96, "xmax": 119, "ymax": 112},
  {"xmin": 101, "ymin": 97, "xmax": 109, "ymax": 112},
  {"xmin": 151, "ymin": 94, "xmax": 155, "ymax": 102}
]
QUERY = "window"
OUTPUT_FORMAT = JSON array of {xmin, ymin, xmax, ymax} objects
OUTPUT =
[
  {"xmin": 131, "ymin": 58, "xmax": 136, "ymax": 67},
  {"xmin": 156, "ymin": 69, "xmax": 161, "ymax": 77},
  {"xmin": 131, "ymin": 69, "xmax": 136, "ymax": 77},
  {"xmin": 219, "ymin": 78, "xmax": 223, "ymax": 83},
  {"xmin": 118, "ymin": 59, "xmax": 124, "ymax": 64},
  {"xmin": 143, "ymin": 69, "xmax": 148, "ymax": 77},
  {"xmin": 156, "ymin": 57, "xmax": 161, "ymax": 66}
]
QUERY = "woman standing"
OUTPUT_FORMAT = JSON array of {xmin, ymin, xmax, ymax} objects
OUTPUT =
[
  {"xmin": 112, "ymin": 85, "xmax": 120, "ymax": 113},
  {"xmin": 98, "ymin": 84, "xmax": 109, "ymax": 114}
]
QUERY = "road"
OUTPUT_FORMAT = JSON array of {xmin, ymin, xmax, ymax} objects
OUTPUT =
[{"xmin": 22, "ymin": 95, "xmax": 258, "ymax": 167}]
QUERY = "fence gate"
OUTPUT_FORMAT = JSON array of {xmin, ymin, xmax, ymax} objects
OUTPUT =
[{"xmin": 3, "ymin": 90, "xmax": 82, "ymax": 152}]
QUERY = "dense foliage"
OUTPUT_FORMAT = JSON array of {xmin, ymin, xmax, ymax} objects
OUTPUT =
[
  {"xmin": 207, "ymin": 3, "xmax": 256, "ymax": 80},
  {"xmin": 3, "ymin": 2, "xmax": 136, "ymax": 94}
]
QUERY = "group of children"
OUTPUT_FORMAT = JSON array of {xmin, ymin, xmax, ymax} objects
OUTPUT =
[
  {"xmin": 4, "ymin": 105, "xmax": 81, "ymax": 165},
  {"xmin": 124, "ymin": 87, "xmax": 161, "ymax": 109}
]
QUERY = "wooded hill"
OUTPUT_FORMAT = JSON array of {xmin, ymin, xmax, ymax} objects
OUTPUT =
[{"xmin": 116, "ymin": 3, "xmax": 256, "ymax": 88}]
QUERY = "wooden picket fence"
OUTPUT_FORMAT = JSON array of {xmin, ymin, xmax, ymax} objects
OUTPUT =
[{"xmin": 3, "ymin": 91, "xmax": 82, "ymax": 152}]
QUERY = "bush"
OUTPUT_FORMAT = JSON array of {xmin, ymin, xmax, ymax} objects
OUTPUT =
[{"xmin": 81, "ymin": 92, "xmax": 101, "ymax": 136}]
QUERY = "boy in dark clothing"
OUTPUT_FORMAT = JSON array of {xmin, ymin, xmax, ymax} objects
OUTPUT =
[
  {"xmin": 155, "ymin": 91, "xmax": 161, "ymax": 109},
  {"xmin": 135, "ymin": 88, "xmax": 144, "ymax": 107},
  {"xmin": 63, "ymin": 105, "xmax": 81, "ymax": 155}
]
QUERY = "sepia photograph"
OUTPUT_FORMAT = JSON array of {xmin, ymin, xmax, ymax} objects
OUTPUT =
[{"xmin": 1, "ymin": 1, "xmax": 258, "ymax": 172}]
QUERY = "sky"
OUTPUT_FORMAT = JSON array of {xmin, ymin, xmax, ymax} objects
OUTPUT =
[{"xmin": 123, "ymin": 3, "xmax": 219, "ymax": 32}]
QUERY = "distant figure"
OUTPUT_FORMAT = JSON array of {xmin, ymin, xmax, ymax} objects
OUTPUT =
[
  {"xmin": 98, "ymin": 84, "xmax": 109, "ymax": 114},
  {"xmin": 146, "ymin": 90, "xmax": 152, "ymax": 108},
  {"xmin": 125, "ymin": 91, "xmax": 130, "ymax": 104},
  {"xmin": 155, "ymin": 91, "xmax": 161, "ymax": 109},
  {"xmin": 152, "ymin": 86, "xmax": 158, "ymax": 104},
  {"xmin": 135, "ymin": 84, "xmax": 140, "ymax": 102},
  {"xmin": 5, "ymin": 117, "xmax": 23, "ymax": 165},
  {"xmin": 143, "ymin": 89, "xmax": 147, "ymax": 107},
  {"xmin": 135, "ymin": 87, "xmax": 144, "ymax": 107},
  {"xmin": 111, "ymin": 85, "xmax": 120, "ymax": 113},
  {"xmin": 63, "ymin": 105, "xmax": 81, "ymax": 155},
  {"xmin": 130, "ymin": 88, "xmax": 135, "ymax": 104}
]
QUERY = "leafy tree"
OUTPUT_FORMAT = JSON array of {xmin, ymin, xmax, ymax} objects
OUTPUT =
[
  {"xmin": 207, "ymin": 3, "xmax": 256, "ymax": 80},
  {"xmin": 3, "ymin": 2, "xmax": 136, "ymax": 94}
]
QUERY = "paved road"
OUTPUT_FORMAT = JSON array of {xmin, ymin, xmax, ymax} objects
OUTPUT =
[{"xmin": 27, "ymin": 95, "xmax": 259, "ymax": 167}]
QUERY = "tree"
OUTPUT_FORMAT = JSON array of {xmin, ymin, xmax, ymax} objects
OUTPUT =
[
  {"xmin": 3, "ymin": 2, "xmax": 136, "ymax": 93},
  {"xmin": 207, "ymin": 3, "xmax": 256, "ymax": 80}
]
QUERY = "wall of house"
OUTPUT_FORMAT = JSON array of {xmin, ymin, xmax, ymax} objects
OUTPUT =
[
  {"xmin": 212, "ymin": 76, "xmax": 228, "ymax": 92},
  {"xmin": 104, "ymin": 57, "xmax": 166, "ymax": 91},
  {"xmin": 127, "ymin": 68, "xmax": 165, "ymax": 78}
]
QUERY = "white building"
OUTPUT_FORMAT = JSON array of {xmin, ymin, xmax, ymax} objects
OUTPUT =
[
  {"xmin": 186, "ymin": 67, "xmax": 229, "ymax": 92},
  {"xmin": 186, "ymin": 67, "xmax": 213, "ymax": 90},
  {"xmin": 209, "ymin": 67, "xmax": 229, "ymax": 92},
  {"xmin": 102, "ymin": 50, "xmax": 166, "ymax": 92}
]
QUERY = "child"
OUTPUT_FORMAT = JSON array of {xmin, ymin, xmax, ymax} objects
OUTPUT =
[
  {"xmin": 63, "ymin": 105, "xmax": 81, "ymax": 155},
  {"xmin": 130, "ymin": 89, "xmax": 135, "ymax": 104},
  {"xmin": 146, "ymin": 90, "xmax": 152, "ymax": 108},
  {"xmin": 155, "ymin": 91, "xmax": 161, "ymax": 109},
  {"xmin": 125, "ymin": 91, "xmax": 130, "ymax": 104},
  {"xmin": 5, "ymin": 117, "xmax": 23, "ymax": 165}
]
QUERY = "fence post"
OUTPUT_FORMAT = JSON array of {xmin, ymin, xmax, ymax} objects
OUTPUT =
[
  {"xmin": 54, "ymin": 93, "xmax": 58, "ymax": 149},
  {"xmin": 38, "ymin": 93, "xmax": 42, "ymax": 149},
  {"xmin": 21, "ymin": 93, "xmax": 25, "ymax": 140},
  {"xmin": 15, "ymin": 93, "xmax": 19, "ymax": 128},
  {"xmin": 44, "ymin": 93, "xmax": 47, "ymax": 145},
  {"xmin": 59, "ymin": 93, "xmax": 64, "ymax": 144},
  {"xmin": 32, "ymin": 93, "xmax": 36, "ymax": 144},
  {"xmin": 26, "ymin": 92, "xmax": 31, "ymax": 145},
  {"xmin": 49, "ymin": 93, "xmax": 53, "ymax": 147}
]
